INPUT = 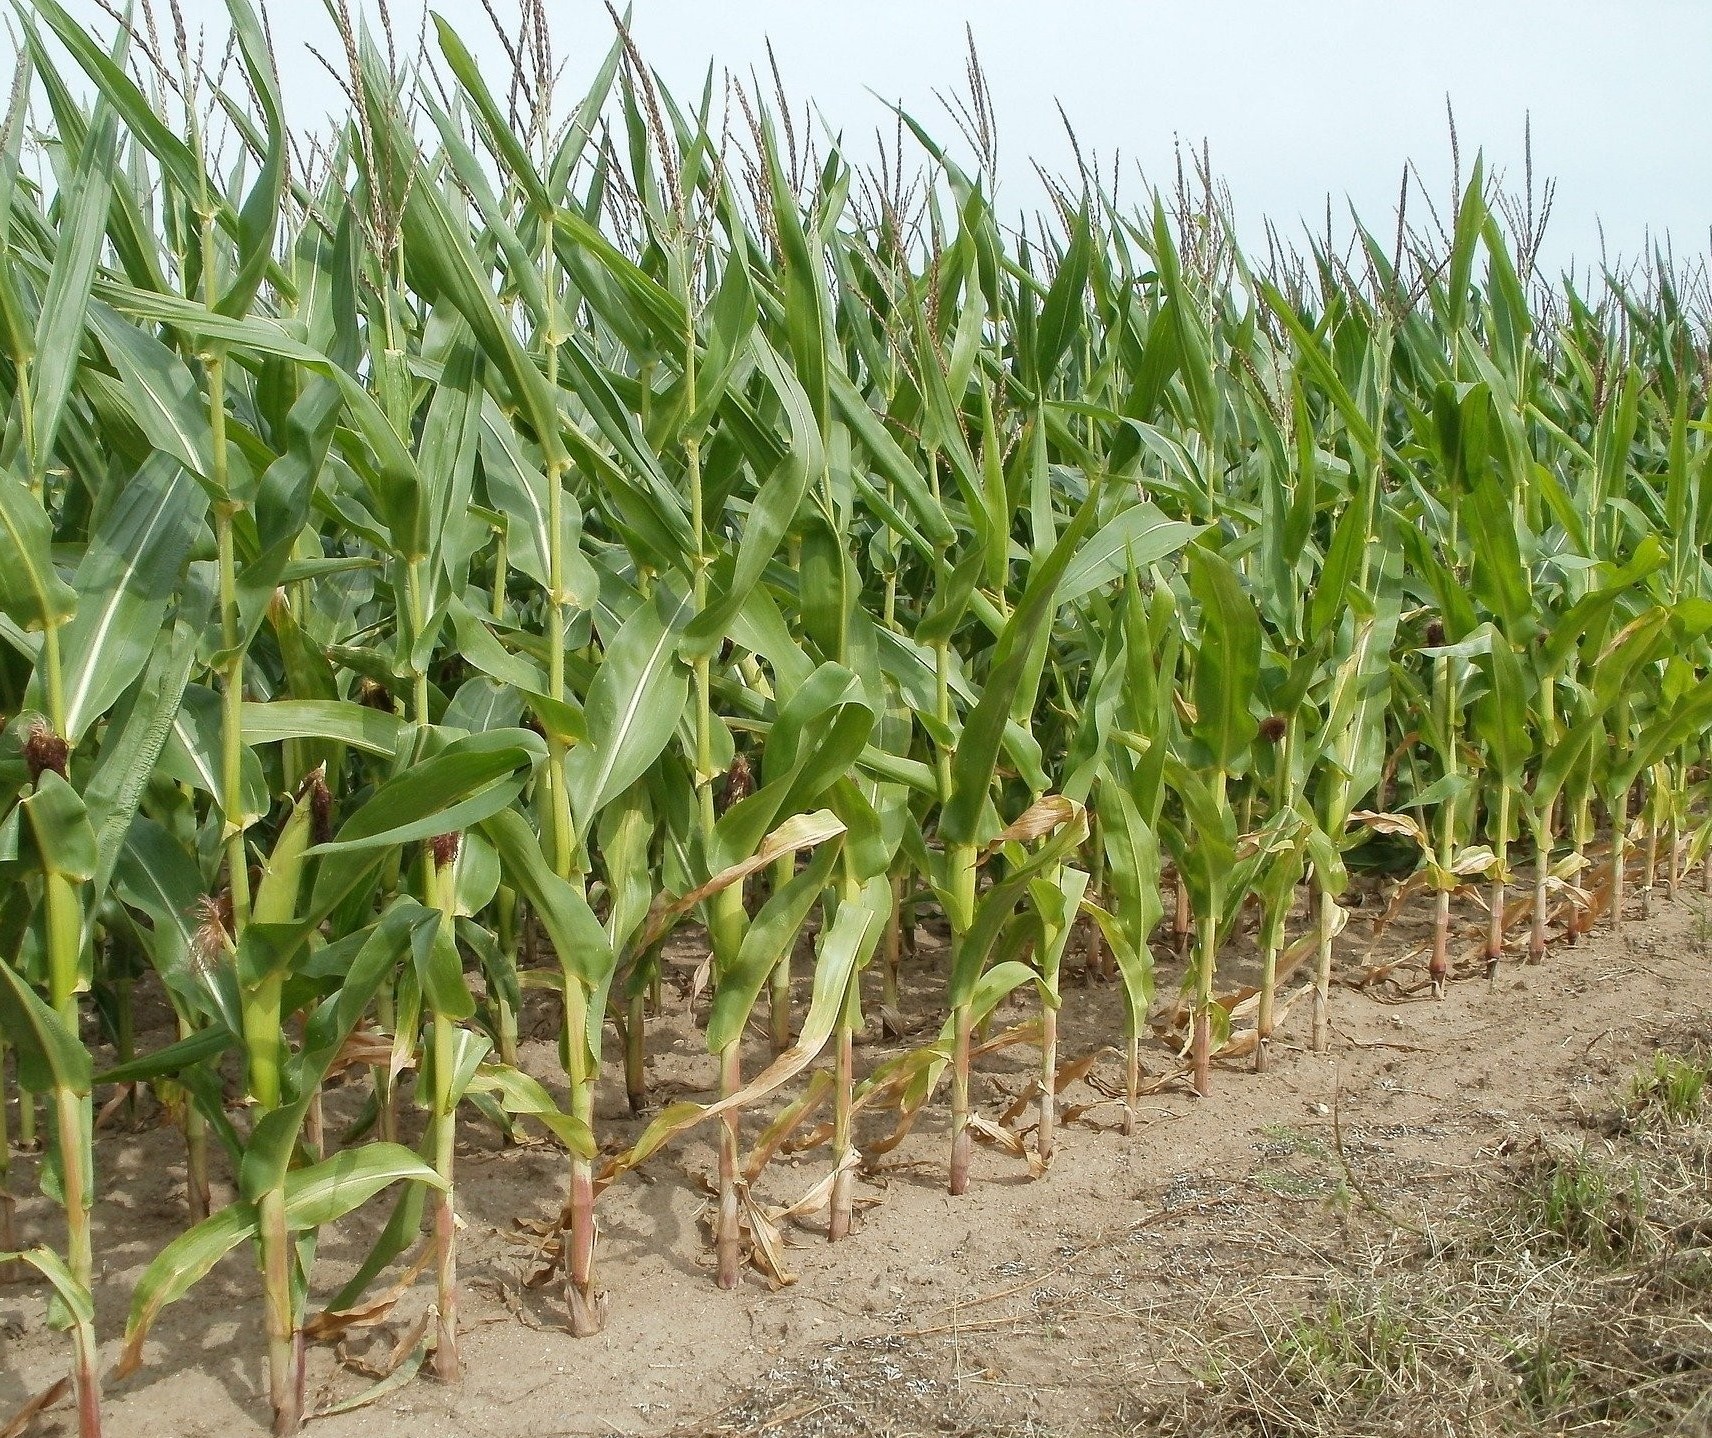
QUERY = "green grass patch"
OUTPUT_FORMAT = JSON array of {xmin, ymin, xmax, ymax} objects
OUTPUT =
[{"xmin": 1625, "ymin": 1048, "xmax": 1711, "ymax": 1126}]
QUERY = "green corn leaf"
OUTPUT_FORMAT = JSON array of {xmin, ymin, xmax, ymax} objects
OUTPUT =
[
  {"xmin": 941, "ymin": 484, "xmax": 1103, "ymax": 846},
  {"xmin": 465, "ymin": 1063, "xmax": 596, "ymax": 1157},
  {"xmin": 97, "ymin": 1023, "xmax": 234, "ymax": 1085},
  {"xmin": 89, "ymin": 306, "xmax": 218, "ymax": 483},
  {"xmin": 1094, "ymin": 781, "xmax": 1162, "ymax": 1034},
  {"xmin": 566, "ymin": 587, "xmax": 692, "ymax": 835},
  {"xmin": 1031, "ymin": 206, "xmax": 1093, "ymax": 390},
  {"xmin": 308, "ymin": 730, "xmax": 545, "ymax": 858},
  {"xmin": 432, "ymin": 17, "xmax": 551, "ymax": 213},
  {"xmin": 603, "ymin": 877, "xmax": 885, "ymax": 1183},
  {"xmin": 1058, "ymin": 502, "xmax": 1201, "ymax": 609},
  {"xmin": 0, "ymin": 464, "xmax": 77, "ymax": 633},
  {"xmin": 21, "ymin": 772, "xmax": 97, "ymax": 884},
  {"xmin": 479, "ymin": 808, "xmax": 614, "ymax": 994},
  {"xmin": 762, "ymin": 117, "xmax": 833, "ymax": 431},
  {"xmin": 0, "ymin": 955, "xmax": 91, "ymax": 1095},
  {"xmin": 239, "ymin": 700, "xmax": 407, "ymax": 759},
  {"xmin": 82, "ymin": 611, "xmax": 202, "ymax": 902},
  {"xmin": 1473, "ymin": 625, "xmax": 1530, "ymax": 785},
  {"xmin": 285, "ymin": 1144, "xmax": 447, "ymax": 1230},
  {"xmin": 216, "ymin": 0, "xmax": 287, "ymax": 316},
  {"xmin": 21, "ymin": 41, "xmax": 118, "ymax": 481},
  {"xmin": 1307, "ymin": 481, "xmax": 1372, "ymax": 642},
  {"xmin": 1189, "ymin": 547, "xmax": 1263, "ymax": 774},
  {"xmin": 48, "ymin": 457, "xmax": 206, "ymax": 743},
  {"xmin": 0, "ymin": 1246, "xmax": 94, "ymax": 1326},
  {"xmin": 116, "ymin": 1200, "xmax": 257, "ymax": 1378},
  {"xmin": 1466, "ymin": 471, "xmax": 1534, "ymax": 637},
  {"xmin": 683, "ymin": 338, "xmax": 821, "ymax": 656},
  {"xmin": 704, "ymin": 845, "xmax": 840, "ymax": 1051}
]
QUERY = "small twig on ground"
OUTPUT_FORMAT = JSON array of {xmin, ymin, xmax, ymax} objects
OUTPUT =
[{"xmin": 1330, "ymin": 1024, "xmax": 1434, "ymax": 1054}]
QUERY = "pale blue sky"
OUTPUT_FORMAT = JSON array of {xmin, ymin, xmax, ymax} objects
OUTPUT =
[{"xmin": 42, "ymin": 0, "xmax": 1712, "ymax": 274}]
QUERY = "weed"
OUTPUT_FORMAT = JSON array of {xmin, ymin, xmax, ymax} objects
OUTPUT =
[
  {"xmin": 1514, "ymin": 1144, "xmax": 1651, "ymax": 1264},
  {"xmin": 1256, "ymin": 1124, "xmax": 1330, "ymax": 1161},
  {"xmin": 1252, "ymin": 1169, "xmax": 1332, "ymax": 1200},
  {"xmin": 1279, "ymin": 1292, "xmax": 1421, "ymax": 1395},
  {"xmin": 1689, "ymin": 899, "xmax": 1712, "ymax": 959},
  {"xmin": 1626, "ymin": 1048, "xmax": 1710, "ymax": 1125},
  {"xmin": 1507, "ymin": 1333, "xmax": 1580, "ymax": 1418}
]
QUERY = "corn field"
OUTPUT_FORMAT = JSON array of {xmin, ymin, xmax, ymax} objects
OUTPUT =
[{"xmin": 2, "ymin": 3, "xmax": 1711, "ymax": 1435}]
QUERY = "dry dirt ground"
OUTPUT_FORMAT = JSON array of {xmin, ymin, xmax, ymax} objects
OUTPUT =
[{"xmin": 3, "ymin": 878, "xmax": 1711, "ymax": 1438}]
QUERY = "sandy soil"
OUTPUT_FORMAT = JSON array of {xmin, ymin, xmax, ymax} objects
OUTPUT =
[{"xmin": 2, "ymin": 874, "xmax": 1708, "ymax": 1438}]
